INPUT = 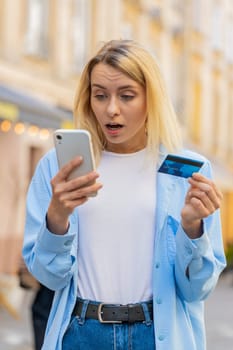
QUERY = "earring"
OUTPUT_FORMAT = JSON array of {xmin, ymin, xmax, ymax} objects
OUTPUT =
[{"xmin": 102, "ymin": 139, "xmax": 107, "ymax": 150}]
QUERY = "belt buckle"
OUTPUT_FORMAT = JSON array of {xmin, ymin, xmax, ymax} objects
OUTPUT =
[{"xmin": 97, "ymin": 303, "xmax": 122, "ymax": 324}]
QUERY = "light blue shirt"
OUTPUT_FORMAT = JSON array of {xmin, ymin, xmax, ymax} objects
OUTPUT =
[{"xmin": 22, "ymin": 147, "xmax": 226, "ymax": 350}]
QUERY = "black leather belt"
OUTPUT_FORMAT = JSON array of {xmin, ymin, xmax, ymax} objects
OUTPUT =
[{"xmin": 72, "ymin": 299, "xmax": 153, "ymax": 324}]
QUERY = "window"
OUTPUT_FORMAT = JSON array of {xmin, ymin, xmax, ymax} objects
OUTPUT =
[
  {"xmin": 24, "ymin": 0, "xmax": 49, "ymax": 58},
  {"xmin": 212, "ymin": 76, "xmax": 220, "ymax": 154},
  {"xmin": 211, "ymin": 3, "xmax": 224, "ymax": 51},
  {"xmin": 120, "ymin": 22, "xmax": 133, "ymax": 39},
  {"xmin": 192, "ymin": 0, "xmax": 202, "ymax": 32},
  {"xmin": 191, "ymin": 79, "xmax": 202, "ymax": 144},
  {"xmin": 225, "ymin": 18, "xmax": 233, "ymax": 62},
  {"xmin": 227, "ymin": 84, "xmax": 233, "ymax": 160},
  {"xmin": 72, "ymin": 0, "xmax": 90, "ymax": 72},
  {"xmin": 172, "ymin": 0, "xmax": 183, "ymax": 13},
  {"xmin": 28, "ymin": 146, "xmax": 43, "ymax": 180}
]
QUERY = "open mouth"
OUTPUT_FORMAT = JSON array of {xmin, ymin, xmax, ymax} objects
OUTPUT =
[{"xmin": 106, "ymin": 123, "xmax": 123, "ymax": 130}]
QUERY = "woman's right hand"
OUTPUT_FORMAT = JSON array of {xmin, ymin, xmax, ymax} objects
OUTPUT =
[{"xmin": 47, "ymin": 156, "xmax": 102, "ymax": 235}]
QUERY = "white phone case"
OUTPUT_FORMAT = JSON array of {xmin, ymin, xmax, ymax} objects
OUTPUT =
[{"xmin": 54, "ymin": 129, "xmax": 96, "ymax": 181}]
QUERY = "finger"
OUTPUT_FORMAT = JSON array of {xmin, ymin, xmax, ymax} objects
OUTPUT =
[
  {"xmin": 191, "ymin": 172, "xmax": 208, "ymax": 181},
  {"xmin": 62, "ymin": 171, "xmax": 100, "ymax": 192},
  {"xmin": 189, "ymin": 173, "xmax": 213, "ymax": 189},
  {"xmin": 62, "ymin": 196, "xmax": 89, "ymax": 211},
  {"xmin": 188, "ymin": 179, "xmax": 211, "ymax": 192},
  {"xmin": 189, "ymin": 189, "xmax": 216, "ymax": 213},
  {"xmin": 60, "ymin": 182, "xmax": 103, "ymax": 201},
  {"xmin": 188, "ymin": 183, "xmax": 222, "ymax": 210},
  {"xmin": 191, "ymin": 173, "xmax": 223, "ymax": 200},
  {"xmin": 54, "ymin": 156, "xmax": 83, "ymax": 182},
  {"xmin": 188, "ymin": 177, "xmax": 223, "ymax": 205},
  {"xmin": 53, "ymin": 171, "xmax": 100, "ymax": 195},
  {"xmin": 189, "ymin": 197, "xmax": 210, "ymax": 218}
]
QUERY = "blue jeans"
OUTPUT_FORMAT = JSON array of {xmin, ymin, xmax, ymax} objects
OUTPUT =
[{"xmin": 62, "ymin": 300, "xmax": 155, "ymax": 350}]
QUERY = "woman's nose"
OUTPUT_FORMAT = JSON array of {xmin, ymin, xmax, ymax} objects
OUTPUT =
[{"xmin": 107, "ymin": 97, "xmax": 120, "ymax": 117}]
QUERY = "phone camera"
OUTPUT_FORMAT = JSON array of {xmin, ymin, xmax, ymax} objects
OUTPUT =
[{"xmin": 56, "ymin": 134, "xmax": 62, "ymax": 140}]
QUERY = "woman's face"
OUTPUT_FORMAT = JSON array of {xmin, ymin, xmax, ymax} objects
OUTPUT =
[{"xmin": 90, "ymin": 63, "xmax": 147, "ymax": 153}]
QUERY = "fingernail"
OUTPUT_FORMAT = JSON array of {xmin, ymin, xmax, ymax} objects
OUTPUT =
[{"xmin": 201, "ymin": 183, "xmax": 211, "ymax": 191}]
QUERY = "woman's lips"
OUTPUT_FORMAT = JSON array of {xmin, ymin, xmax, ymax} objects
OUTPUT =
[{"xmin": 105, "ymin": 123, "xmax": 124, "ymax": 135}]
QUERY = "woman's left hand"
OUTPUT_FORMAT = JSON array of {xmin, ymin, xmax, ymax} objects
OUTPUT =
[{"xmin": 181, "ymin": 172, "xmax": 223, "ymax": 239}]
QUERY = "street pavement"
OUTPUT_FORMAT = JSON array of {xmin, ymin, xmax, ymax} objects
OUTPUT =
[
  {"xmin": 205, "ymin": 271, "xmax": 233, "ymax": 350},
  {"xmin": 0, "ymin": 288, "xmax": 34, "ymax": 350},
  {"xmin": 0, "ymin": 273, "xmax": 233, "ymax": 350}
]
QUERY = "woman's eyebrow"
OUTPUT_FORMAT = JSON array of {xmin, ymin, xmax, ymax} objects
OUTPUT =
[
  {"xmin": 118, "ymin": 85, "xmax": 135, "ymax": 91},
  {"xmin": 91, "ymin": 84, "xmax": 136, "ymax": 90},
  {"xmin": 91, "ymin": 83, "xmax": 106, "ymax": 89}
]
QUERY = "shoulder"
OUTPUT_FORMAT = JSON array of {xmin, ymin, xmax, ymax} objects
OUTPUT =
[
  {"xmin": 178, "ymin": 149, "xmax": 208, "ymax": 163},
  {"xmin": 159, "ymin": 145, "xmax": 210, "ymax": 164},
  {"xmin": 35, "ymin": 148, "xmax": 59, "ymax": 179},
  {"xmin": 40, "ymin": 147, "xmax": 57, "ymax": 165},
  {"xmin": 159, "ymin": 144, "xmax": 208, "ymax": 161}
]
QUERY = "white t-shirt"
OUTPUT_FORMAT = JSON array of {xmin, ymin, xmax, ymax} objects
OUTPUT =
[{"xmin": 77, "ymin": 148, "xmax": 156, "ymax": 304}]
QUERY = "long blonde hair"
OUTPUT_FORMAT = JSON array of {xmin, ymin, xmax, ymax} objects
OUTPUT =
[{"xmin": 74, "ymin": 39, "xmax": 182, "ymax": 164}]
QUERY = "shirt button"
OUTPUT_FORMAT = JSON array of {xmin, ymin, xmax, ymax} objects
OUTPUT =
[
  {"xmin": 156, "ymin": 297, "xmax": 162, "ymax": 304},
  {"xmin": 64, "ymin": 239, "xmax": 72, "ymax": 247},
  {"xmin": 187, "ymin": 247, "xmax": 192, "ymax": 255},
  {"xmin": 155, "ymin": 262, "xmax": 160, "ymax": 268},
  {"xmin": 158, "ymin": 335, "xmax": 165, "ymax": 341}
]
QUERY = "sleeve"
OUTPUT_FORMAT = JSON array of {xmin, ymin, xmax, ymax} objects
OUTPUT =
[
  {"xmin": 22, "ymin": 152, "xmax": 78, "ymax": 291},
  {"xmin": 174, "ymin": 160, "xmax": 226, "ymax": 302}
]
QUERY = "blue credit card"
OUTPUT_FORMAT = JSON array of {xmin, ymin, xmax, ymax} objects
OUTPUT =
[{"xmin": 158, "ymin": 155, "xmax": 204, "ymax": 178}]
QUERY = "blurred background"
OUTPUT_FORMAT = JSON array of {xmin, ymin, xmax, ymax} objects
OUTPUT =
[{"xmin": 0, "ymin": 0, "xmax": 232, "ymax": 349}]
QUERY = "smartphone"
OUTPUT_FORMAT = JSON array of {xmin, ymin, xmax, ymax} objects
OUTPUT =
[
  {"xmin": 54, "ymin": 129, "xmax": 96, "ymax": 193},
  {"xmin": 158, "ymin": 154, "xmax": 204, "ymax": 178}
]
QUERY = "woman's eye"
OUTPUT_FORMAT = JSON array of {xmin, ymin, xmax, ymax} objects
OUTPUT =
[
  {"xmin": 94, "ymin": 94, "xmax": 107, "ymax": 100},
  {"xmin": 121, "ymin": 95, "xmax": 134, "ymax": 101}
]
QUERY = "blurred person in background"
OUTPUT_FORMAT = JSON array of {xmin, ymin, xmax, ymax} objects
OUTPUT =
[
  {"xmin": 31, "ymin": 284, "xmax": 54, "ymax": 350},
  {"xmin": 18, "ymin": 257, "xmax": 54, "ymax": 350},
  {"xmin": 22, "ymin": 39, "xmax": 226, "ymax": 350}
]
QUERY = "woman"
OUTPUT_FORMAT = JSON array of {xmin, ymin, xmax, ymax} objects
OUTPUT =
[{"xmin": 23, "ymin": 40, "xmax": 226, "ymax": 350}]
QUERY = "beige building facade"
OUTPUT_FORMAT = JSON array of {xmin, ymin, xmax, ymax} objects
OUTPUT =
[{"xmin": 0, "ymin": 0, "xmax": 233, "ymax": 274}]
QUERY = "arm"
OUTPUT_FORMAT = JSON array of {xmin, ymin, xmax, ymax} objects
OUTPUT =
[
  {"xmin": 22, "ymin": 151, "xmax": 102, "ymax": 290},
  {"xmin": 175, "ymin": 212, "xmax": 226, "ymax": 302},
  {"xmin": 174, "ymin": 161, "xmax": 226, "ymax": 302},
  {"xmin": 22, "ymin": 153, "xmax": 76, "ymax": 290}
]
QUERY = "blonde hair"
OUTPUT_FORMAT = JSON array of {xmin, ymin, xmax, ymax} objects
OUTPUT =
[{"xmin": 74, "ymin": 39, "xmax": 182, "ymax": 164}]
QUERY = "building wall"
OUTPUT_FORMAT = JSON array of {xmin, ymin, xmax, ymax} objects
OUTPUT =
[
  {"xmin": 0, "ymin": 126, "xmax": 52, "ymax": 273},
  {"xmin": 0, "ymin": 0, "xmax": 233, "ymax": 274}
]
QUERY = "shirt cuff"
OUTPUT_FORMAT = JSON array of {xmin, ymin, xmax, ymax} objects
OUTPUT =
[
  {"xmin": 37, "ymin": 220, "xmax": 76, "ymax": 253},
  {"xmin": 176, "ymin": 222, "xmax": 210, "ymax": 259}
]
